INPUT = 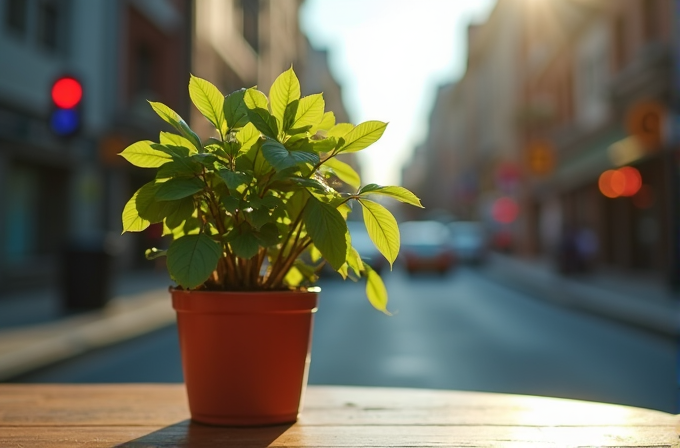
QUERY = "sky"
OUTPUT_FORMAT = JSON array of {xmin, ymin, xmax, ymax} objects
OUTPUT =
[{"xmin": 300, "ymin": 0, "xmax": 497, "ymax": 187}]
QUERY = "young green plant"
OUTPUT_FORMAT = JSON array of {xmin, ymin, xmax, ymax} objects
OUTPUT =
[{"xmin": 120, "ymin": 67, "xmax": 423, "ymax": 313}]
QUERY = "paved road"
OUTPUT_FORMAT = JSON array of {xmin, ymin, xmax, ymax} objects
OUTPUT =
[{"xmin": 13, "ymin": 268, "xmax": 677, "ymax": 413}]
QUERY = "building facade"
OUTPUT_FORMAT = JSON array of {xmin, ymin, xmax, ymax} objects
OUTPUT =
[
  {"xmin": 412, "ymin": 0, "xmax": 678, "ymax": 281},
  {"xmin": 0, "ymin": 0, "xmax": 193, "ymax": 290}
]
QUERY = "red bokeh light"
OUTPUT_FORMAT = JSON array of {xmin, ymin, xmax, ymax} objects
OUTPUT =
[
  {"xmin": 52, "ymin": 77, "xmax": 82, "ymax": 108},
  {"xmin": 598, "ymin": 166, "xmax": 642, "ymax": 198},
  {"xmin": 618, "ymin": 166, "xmax": 642, "ymax": 196},
  {"xmin": 491, "ymin": 197, "xmax": 519, "ymax": 224}
]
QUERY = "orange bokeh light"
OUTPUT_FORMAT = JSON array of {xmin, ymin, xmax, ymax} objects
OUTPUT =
[
  {"xmin": 598, "ymin": 170, "xmax": 618, "ymax": 198},
  {"xmin": 598, "ymin": 166, "xmax": 642, "ymax": 198}
]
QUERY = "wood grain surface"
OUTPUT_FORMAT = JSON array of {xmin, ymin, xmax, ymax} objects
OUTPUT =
[{"xmin": 0, "ymin": 384, "xmax": 677, "ymax": 447}]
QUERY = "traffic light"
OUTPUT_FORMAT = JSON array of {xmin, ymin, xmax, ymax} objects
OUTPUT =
[{"xmin": 50, "ymin": 76, "xmax": 83, "ymax": 138}]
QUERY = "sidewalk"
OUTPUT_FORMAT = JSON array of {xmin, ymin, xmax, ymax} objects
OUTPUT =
[
  {"xmin": 0, "ymin": 271, "xmax": 176, "ymax": 381},
  {"xmin": 481, "ymin": 253, "xmax": 680, "ymax": 337}
]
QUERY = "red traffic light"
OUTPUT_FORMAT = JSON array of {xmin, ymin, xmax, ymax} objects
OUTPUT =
[{"xmin": 52, "ymin": 77, "xmax": 82, "ymax": 108}]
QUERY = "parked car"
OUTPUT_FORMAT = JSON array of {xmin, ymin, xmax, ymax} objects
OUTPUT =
[
  {"xmin": 448, "ymin": 221, "xmax": 487, "ymax": 264},
  {"xmin": 399, "ymin": 221, "xmax": 455, "ymax": 274},
  {"xmin": 348, "ymin": 221, "xmax": 385, "ymax": 273}
]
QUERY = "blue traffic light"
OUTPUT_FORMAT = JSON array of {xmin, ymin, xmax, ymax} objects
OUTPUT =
[{"xmin": 50, "ymin": 108, "xmax": 80, "ymax": 136}]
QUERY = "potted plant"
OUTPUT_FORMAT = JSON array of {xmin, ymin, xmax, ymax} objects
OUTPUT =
[{"xmin": 120, "ymin": 67, "xmax": 423, "ymax": 426}]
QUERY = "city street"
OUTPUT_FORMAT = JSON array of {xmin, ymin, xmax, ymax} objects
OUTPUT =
[{"xmin": 13, "ymin": 267, "xmax": 677, "ymax": 414}]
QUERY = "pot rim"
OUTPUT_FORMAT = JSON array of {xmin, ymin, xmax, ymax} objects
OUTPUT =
[
  {"xmin": 168, "ymin": 286, "xmax": 321, "ymax": 295},
  {"xmin": 170, "ymin": 287, "xmax": 319, "ymax": 314}
]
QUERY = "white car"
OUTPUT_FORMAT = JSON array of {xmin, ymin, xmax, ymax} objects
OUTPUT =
[{"xmin": 447, "ymin": 221, "xmax": 487, "ymax": 264}]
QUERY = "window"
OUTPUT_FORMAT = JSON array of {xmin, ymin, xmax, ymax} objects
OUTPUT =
[
  {"xmin": 135, "ymin": 46, "xmax": 155, "ymax": 95},
  {"xmin": 5, "ymin": 0, "xmax": 28, "ymax": 36},
  {"xmin": 642, "ymin": 0, "xmax": 657, "ymax": 42},
  {"xmin": 239, "ymin": 0, "xmax": 259, "ymax": 53},
  {"xmin": 613, "ymin": 16, "xmax": 626, "ymax": 71},
  {"xmin": 38, "ymin": 0, "xmax": 62, "ymax": 52}
]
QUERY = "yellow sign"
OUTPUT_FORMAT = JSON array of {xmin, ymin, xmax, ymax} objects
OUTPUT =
[{"xmin": 526, "ymin": 140, "xmax": 555, "ymax": 176}]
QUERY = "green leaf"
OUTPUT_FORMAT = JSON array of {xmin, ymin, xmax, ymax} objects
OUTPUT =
[
  {"xmin": 327, "ymin": 123, "xmax": 354, "ymax": 139},
  {"xmin": 119, "ymin": 141, "xmax": 171, "ymax": 168},
  {"xmin": 243, "ymin": 88, "xmax": 278, "ymax": 138},
  {"xmin": 364, "ymin": 262, "xmax": 390, "ymax": 315},
  {"xmin": 358, "ymin": 198, "xmax": 400, "ymax": 268},
  {"xmin": 305, "ymin": 137, "xmax": 337, "ymax": 153},
  {"xmin": 135, "ymin": 182, "xmax": 174, "ymax": 222},
  {"xmin": 269, "ymin": 66, "xmax": 301, "ymax": 127},
  {"xmin": 227, "ymin": 226, "xmax": 260, "ymax": 259},
  {"xmin": 359, "ymin": 184, "xmax": 424, "ymax": 208},
  {"xmin": 224, "ymin": 88, "xmax": 249, "ymax": 130},
  {"xmin": 236, "ymin": 122, "xmax": 261, "ymax": 154},
  {"xmin": 291, "ymin": 94, "xmax": 325, "ymax": 130},
  {"xmin": 288, "ymin": 176, "xmax": 330, "ymax": 193},
  {"xmin": 309, "ymin": 244, "xmax": 322, "ymax": 263},
  {"xmin": 322, "ymin": 158, "xmax": 361, "ymax": 189},
  {"xmin": 167, "ymin": 234, "xmax": 222, "ymax": 289},
  {"xmin": 156, "ymin": 158, "xmax": 202, "ymax": 179},
  {"xmin": 152, "ymin": 143, "xmax": 192, "ymax": 159},
  {"xmin": 338, "ymin": 121, "xmax": 387, "ymax": 153},
  {"xmin": 302, "ymin": 197, "xmax": 347, "ymax": 270},
  {"xmin": 261, "ymin": 139, "xmax": 319, "ymax": 171},
  {"xmin": 221, "ymin": 195, "xmax": 240, "ymax": 214},
  {"xmin": 145, "ymin": 248, "xmax": 167, "ymax": 260},
  {"xmin": 189, "ymin": 75, "xmax": 227, "ymax": 136},
  {"xmin": 122, "ymin": 190, "xmax": 150, "ymax": 233},
  {"xmin": 148, "ymin": 101, "xmax": 203, "ymax": 153},
  {"xmin": 284, "ymin": 266, "xmax": 304, "ymax": 287},
  {"xmin": 122, "ymin": 182, "xmax": 177, "ymax": 232},
  {"xmin": 155, "ymin": 177, "xmax": 205, "ymax": 201},
  {"xmin": 347, "ymin": 246, "xmax": 363, "ymax": 277},
  {"xmin": 248, "ymin": 207, "xmax": 272, "ymax": 229},
  {"xmin": 165, "ymin": 197, "xmax": 195, "ymax": 228},
  {"xmin": 217, "ymin": 169, "xmax": 252, "ymax": 193},
  {"xmin": 159, "ymin": 132, "xmax": 198, "ymax": 154},
  {"xmin": 255, "ymin": 222, "xmax": 280, "ymax": 246},
  {"xmin": 315, "ymin": 111, "xmax": 336, "ymax": 132}
]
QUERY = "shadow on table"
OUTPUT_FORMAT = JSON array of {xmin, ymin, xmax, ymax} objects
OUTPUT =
[{"xmin": 116, "ymin": 419, "xmax": 293, "ymax": 447}]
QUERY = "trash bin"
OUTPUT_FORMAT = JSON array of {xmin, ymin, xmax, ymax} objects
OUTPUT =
[{"xmin": 60, "ymin": 235, "xmax": 114, "ymax": 311}]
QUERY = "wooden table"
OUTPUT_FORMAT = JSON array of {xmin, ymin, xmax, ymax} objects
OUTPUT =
[{"xmin": 0, "ymin": 384, "xmax": 677, "ymax": 447}]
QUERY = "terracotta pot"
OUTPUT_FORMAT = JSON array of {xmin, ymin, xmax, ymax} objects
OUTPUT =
[{"xmin": 171, "ymin": 289, "xmax": 318, "ymax": 426}]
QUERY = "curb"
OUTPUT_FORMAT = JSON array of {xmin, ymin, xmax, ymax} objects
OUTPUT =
[
  {"xmin": 481, "ymin": 254, "xmax": 680, "ymax": 337},
  {"xmin": 0, "ymin": 289, "xmax": 176, "ymax": 381}
]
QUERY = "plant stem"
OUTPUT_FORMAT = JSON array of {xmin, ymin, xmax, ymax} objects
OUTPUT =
[{"xmin": 267, "ymin": 238, "xmax": 312, "ymax": 289}]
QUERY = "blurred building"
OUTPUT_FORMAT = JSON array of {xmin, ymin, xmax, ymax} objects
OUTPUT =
[
  {"xmin": 191, "ymin": 0, "xmax": 307, "ymax": 136},
  {"xmin": 0, "ymin": 0, "xmax": 193, "ymax": 290},
  {"xmin": 0, "ymin": 0, "xmax": 355, "ymax": 293},
  {"xmin": 411, "ymin": 0, "xmax": 678, "ymax": 281}
]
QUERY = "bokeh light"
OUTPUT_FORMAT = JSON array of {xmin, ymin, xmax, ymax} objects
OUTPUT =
[
  {"xmin": 618, "ymin": 166, "xmax": 642, "ymax": 197},
  {"xmin": 492, "ymin": 197, "xmax": 519, "ymax": 224},
  {"xmin": 598, "ymin": 170, "xmax": 618, "ymax": 198},
  {"xmin": 51, "ymin": 77, "xmax": 83, "ymax": 109},
  {"xmin": 598, "ymin": 167, "xmax": 642, "ymax": 198}
]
